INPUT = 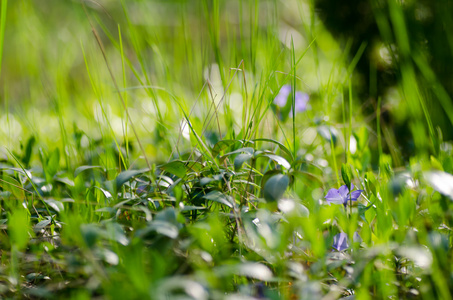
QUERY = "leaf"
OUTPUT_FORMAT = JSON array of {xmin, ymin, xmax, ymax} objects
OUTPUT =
[
  {"xmin": 223, "ymin": 147, "xmax": 255, "ymax": 157},
  {"xmin": 200, "ymin": 177, "xmax": 217, "ymax": 186},
  {"xmin": 253, "ymin": 138, "xmax": 293, "ymax": 160},
  {"xmin": 148, "ymin": 220, "xmax": 179, "ymax": 239},
  {"xmin": 44, "ymin": 199, "xmax": 64, "ymax": 213},
  {"xmin": 54, "ymin": 177, "xmax": 75, "ymax": 187},
  {"xmin": 95, "ymin": 207, "xmax": 117, "ymax": 214},
  {"xmin": 203, "ymin": 191, "xmax": 234, "ymax": 208},
  {"xmin": 291, "ymin": 170, "xmax": 323, "ymax": 187},
  {"xmin": 424, "ymin": 171, "xmax": 453, "ymax": 200},
  {"xmin": 101, "ymin": 248, "xmax": 119, "ymax": 265},
  {"xmin": 105, "ymin": 222, "xmax": 129, "ymax": 246},
  {"xmin": 234, "ymin": 153, "xmax": 253, "ymax": 170},
  {"xmin": 80, "ymin": 224, "xmax": 100, "ymax": 249},
  {"xmin": 74, "ymin": 165, "xmax": 104, "ymax": 178},
  {"xmin": 211, "ymin": 139, "xmax": 244, "ymax": 157},
  {"xmin": 317, "ymin": 125, "xmax": 338, "ymax": 145},
  {"xmin": 261, "ymin": 169, "xmax": 283, "ymax": 193},
  {"xmin": 155, "ymin": 278, "xmax": 208, "ymax": 300},
  {"xmin": 216, "ymin": 262, "xmax": 273, "ymax": 281},
  {"xmin": 34, "ymin": 219, "xmax": 52, "ymax": 231},
  {"xmin": 115, "ymin": 168, "xmax": 150, "ymax": 190},
  {"xmin": 179, "ymin": 205, "xmax": 206, "ymax": 211},
  {"xmin": 260, "ymin": 154, "xmax": 291, "ymax": 169},
  {"xmin": 430, "ymin": 156, "xmax": 444, "ymax": 171},
  {"xmin": 0, "ymin": 167, "xmax": 32, "ymax": 178},
  {"xmin": 1, "ymin": 175, "xmax": 26, "ymax": 200},
  {"xmin": 263, "ymin": 174, "xmax": 289, "ymax": 202},
  {"xmin": 364, "ymin": 172, "xmax": 378, "ymax": 197},
  {"xmin": 396, "ymin": 246, "xmax": 433, "ymax": 269},
  {"xmin": 22, "ymin": 136, "xmax": 36, "ymax": 167},
  {"xmin": 358, "ymin": 202, "xmax": 376, "ymax": 224},
  {"xmin": 47, "ymin": 148, "xmax": 60, "ymax": 177},
  {"xmin": 159, "ymin": 160, "xmax": 187, "ymax": 178},
  {"xmin": 93, "ymin": 186, "xmax": 113, "ymax": 199},
  {"xmin": 238, "ymin": 262, "xmax": 273, "ymax": 280},
  {"xmin": 8, "ymin": 209, "xmax": 30, "ymax": 250},
  {"xmin": 341, "ymin": 164, "xmax": 353, "ymax": 189},
  {"xmin": 278, "ymin": 199, "xmax": 309, "ymax": 217}
]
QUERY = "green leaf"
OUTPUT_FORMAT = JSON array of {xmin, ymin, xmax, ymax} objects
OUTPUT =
[
  {"xmin": 211, "ymin": 139, "xmax": 244, "ymax": 157},
  {"xmin": 430, "ymin": 156, "xmax": 444, "ymax": 171},
  {"xmin": 44, "ymin": 199, "xmax": 64, "ymax": 213},
  {"xmin": 1, "ymin": 175, "xmax": 26, "ymax": 200},
  {"xmin": 203, "ymin": 191, "xmax": 234, "ymax": 208},
  {"xmin": 263, "ymin": 174, "xmax": 289, "ymax": 202},
  {"xmin": 149, "ymin": 221, "xmax": 180, "ymax": 239},
  {"xmin": 54, "ymin": 177, "xmax": 75, "ymax": 187},
  {"xmin": 200, "ymin": 177, "xmax": 217, "ymax": 186},
  {"xmin": 364, "ymin": 172, "xmax": 378, "ymax": 197},
  {"xmin": 22, "ymin": 135, "xmax": 36, "ymax": 167},
  {"xmin": 253, "ymin": 138, "xmax": 293, "ymax": 159},
  {"xmin": 215, "ymin": 262, "xmax": 273, "ymax": 281},
  {"xmin": 223, "ymin": 147, "xmax": 255, "ymax": 157},
  {"xmin": 74, "ymin": 165, "xmax": 104, "ymax": 178},
  {"xmin": 159, "ymin": 160, "xmax": 187, "ymax": 178},
  {"xmin": 115, "ymin": 168, "xmax": 150, "ymax": 190},
  {"xmin": 105, "ymin": 222, "xmax": 129, "ymax": 246},
  {"xmin": 424, "ymin": 171, "xmax": 453, "ymax": 200},
  {"xmin": 93, "ymin": 186, "xmax": 113, "ymax": 199},
  {"xmin": 8, "ymin": 209, "xmax": 30, "ymax": 250},
  {"xmin": 234, "ymin": 153, "xmax": 253, "ymax": 170},
  {"xmin": 34, "ymin": 219, "xmax": 52, "ymax": 232},
  {"xmin": 317, "ymin": 125, "xmax": 338, "ymax": 145},
  {"xmin": 0, "ymin": 167, "xmax": 32, "ymax": 178},
  {"xmin": 341, "ymin": 164, "xmax": 353, "ymax": 189},
  {"xmin": 80, "ymin": 224, "xmax": 100, "ymax": 249},
  {"xmin": 260, "ymin": 153, "xmax": 291, "ymax": 169},
  {"xmin": 46, "ymin": 148, "xmax": 60, "ymax": 181},
  {"xmin": 358, "ymin": 202, "xmax": 376, "ymax": 224}
]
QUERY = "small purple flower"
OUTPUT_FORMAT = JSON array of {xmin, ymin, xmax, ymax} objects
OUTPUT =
[
  {"xmin": 274, "ymin": 85, "xmax": 291, "ymax": 107},
  {"xmin": 332, "ymin": 232, "xmax": 362, "ymax": 252},
  {"xmin": 324, "ymin": 184, "xmax": 363, "ymax": 205},
  {"xmin": 293, "ymin": 91, "xmax": 309, "ymax": 113},
  {"xmin": 273, "ymin": 85, "xmax": 309, "ymax": 113},
  {"xmin": 332, "ymin": 232, "xmax": 349, "ymax": 251}
]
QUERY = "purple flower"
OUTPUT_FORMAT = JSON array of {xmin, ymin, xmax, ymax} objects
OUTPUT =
[
  {"xmin": 273, "ymin": 85, "xmax": 309, "ymax": 113},
  {"xmin": 293, "ymin": 91, "xmax": 309, "ymax": 113},
  {"xmin": 332, "ymin": 232, "xmax": 349, "ymax": 251},
  {"xmin": 332, "ymin": 232, "xmax": 362, "ymax": 252},
  {"xmin": 324, "ymin": 184, "xmax": 363, "ymax": 205},
  {"xmin": 274, "ymin": 85, "xmax": 291, "ymax": 107}
]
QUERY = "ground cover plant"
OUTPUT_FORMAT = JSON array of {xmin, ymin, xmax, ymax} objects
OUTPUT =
[{"xmin": 0, "ymin": 0, "xmax": 453, "ymax": 299}]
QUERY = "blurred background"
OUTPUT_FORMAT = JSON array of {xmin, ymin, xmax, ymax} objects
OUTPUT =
[{"xmin": 0, "ymin": 0, "xmax": 451, "ymax": 169}]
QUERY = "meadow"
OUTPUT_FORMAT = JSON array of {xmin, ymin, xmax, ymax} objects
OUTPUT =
[{"xmin": 0, "ymin": 0, "xmax": 452, "ymax": 299}]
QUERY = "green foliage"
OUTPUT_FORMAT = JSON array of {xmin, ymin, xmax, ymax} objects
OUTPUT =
[{"xmin": 0, "ymin": 0, "xmax": 452, "ymax": 299}]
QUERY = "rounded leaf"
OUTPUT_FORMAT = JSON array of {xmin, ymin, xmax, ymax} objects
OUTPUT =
[{"xmin": 263, "ymin": 174, "xmax": 289, "ymax": 202}]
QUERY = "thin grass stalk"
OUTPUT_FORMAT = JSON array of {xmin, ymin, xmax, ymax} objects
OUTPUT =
[{"xmin": 81, "ymin": 2, "xmax": 151, "ymax": 171}]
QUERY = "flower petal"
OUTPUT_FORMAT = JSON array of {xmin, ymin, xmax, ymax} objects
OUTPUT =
[
  {"xmin": 333, "ymin": 232, "xmax": 349, "ymax": 251},
  {"xmin": 324, "ymin": 188, "xmax": 344, "ymax": 204},
  {"xmin": 274, "ymin": 85, "xmax": 291, "ymax": 107},
  {"xmin": 349, "ymin": 190, "xmax": 363, "ymax": 201},
  {"xmin": 353, "ymin": 232, "xmax": 362, "ymax": 243},
  {"xmin": 294, "ymin": 92, "xmax": 309, "ymax": 112},
  {"xmin": 338, "ymin": 185, "xmax": 349, "ymax": 201}
]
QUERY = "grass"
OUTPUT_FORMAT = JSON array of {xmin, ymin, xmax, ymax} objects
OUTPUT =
[{"xmin": 0, "ymin": 0, "xmax": 452, "ymax": 299}]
